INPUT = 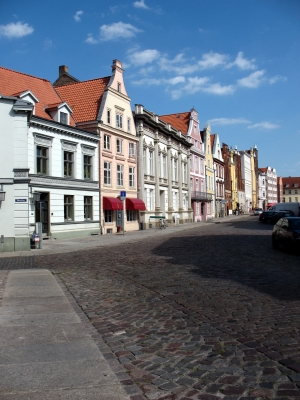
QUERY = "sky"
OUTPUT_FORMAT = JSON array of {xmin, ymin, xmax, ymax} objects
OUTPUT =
[{"xmin": 1, "ymin": 0, "xmax": 299, "ymax": 177}]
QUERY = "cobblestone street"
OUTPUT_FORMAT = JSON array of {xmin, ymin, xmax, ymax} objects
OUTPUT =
[{"xmin": 2, "ymin": 217, "xmax": 300, "ymax": 399}]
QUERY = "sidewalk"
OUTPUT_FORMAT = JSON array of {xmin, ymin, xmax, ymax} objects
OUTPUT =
[
  {"xmin": 0, "ymin": 214, "xmax": 250, "ymax": 259},
  {"xmin": 0, "ymin": 269, "xmax": 132, "ymax": 399}
]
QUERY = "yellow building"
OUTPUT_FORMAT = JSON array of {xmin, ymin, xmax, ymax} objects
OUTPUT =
[{"xmin": 229, "ymin": 148, "xmax": 238, "ymax": 212}]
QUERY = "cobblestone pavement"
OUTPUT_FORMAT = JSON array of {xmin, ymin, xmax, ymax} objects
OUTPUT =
[{"xmin": 3, "ymin": 218, "xmax": 300, "ymax": 399}]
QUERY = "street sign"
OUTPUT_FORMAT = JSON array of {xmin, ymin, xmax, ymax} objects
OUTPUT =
[
  {"xmin": 120, "ymin": 191, "xmax": 126, "ymax": 200},
  {"xmin": 15, "ymin": 198, "xmax": 27, "ymax": 203}
]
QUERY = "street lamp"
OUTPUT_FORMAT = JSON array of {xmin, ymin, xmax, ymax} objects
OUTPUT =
[{"xmin": 32, "ymin": 192, "xmax": 41, "ymax": 202}]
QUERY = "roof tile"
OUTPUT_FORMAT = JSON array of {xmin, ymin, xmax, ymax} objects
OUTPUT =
[{"xmin": 159, "ymin": 112, "xmax": 190, "ymax": 134}]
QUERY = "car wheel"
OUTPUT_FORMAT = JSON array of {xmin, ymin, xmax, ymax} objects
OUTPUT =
[{"xmin": 272, "ymin": 237, "xmax": 279, "ymax": 250}]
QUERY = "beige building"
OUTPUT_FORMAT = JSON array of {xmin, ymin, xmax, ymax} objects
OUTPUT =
[
  {"xmin": 282, "ymin": 177, "xmax": 300, "ymax": 203},
  {"xmin": 55, "ymin": 60, "xmax": 143, "ymax": 234}
]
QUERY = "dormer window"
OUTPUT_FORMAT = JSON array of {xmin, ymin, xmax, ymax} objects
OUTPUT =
[{"xmin": 60, "ymin": 112, "xmax": 68, "ymax": 124}]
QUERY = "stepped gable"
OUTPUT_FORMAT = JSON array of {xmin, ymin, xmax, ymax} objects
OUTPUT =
[
  {"xmin": 55, "ymin": 77, "xmax": 110, "ymax": 123},
  {"xmin": 0, "ymin": 66, "xmax": 75, "ymax": 125},
  {"xmin": 159, "ymin": 111, "xmax": 190, "ymax": 134}
]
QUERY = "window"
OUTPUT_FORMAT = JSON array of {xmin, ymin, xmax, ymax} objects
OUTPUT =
[
  {"xmin": 191, "ymin": 155, "xmax": 194, "ymax": 170},
  {"xmin": 162, "ymin": 155, "xmax": 166, "ymax": 178},
  {"xmin": 190, "ymin": 178, "xmax": 193, "ymax": 191},
  {"xmin": 289, "ymin": 197, "xmax": 292, "ymax": 202},
  {"xmin": 195, "ymin": 156, "xmax": 199, "ymax": 172},
  {"xmin": 129, "ymin": 167, "xmax": 135, "ymax": 188},
  {"xmin": 84, "ymin": 196, "xmax": 93, "ymax": 220},
  {"xmin": 104, "ymin": 210, "xmax": 112, "ymax": 223},
  {"xmin": 127, "ymin": 210, "xmax": 136, "ymax": 221},
  {"xmin": 148, "ymin": 189, "xmax": 154, "ymax": 210},
  {"xmin": 60, "ymin": 112, "xmax": 68, "ymax": 125},
  {"xmin": 116, "ymin": 114, "xmax": 123, "ymax": 129},
  {"xmin": 129, "ymin": 142, "xmax": 135, "ymax": 157},
  {"xmin": 116, "ymin": 138, "xmax": 123, "ymax": 154},
  {"xmin": 149, "ymin": 151, "xmax": 153, "ymax": 175},
  {"xmin": 83, "ymin": 155, "xmax": 92, "ymax": 179},
  {"xmin": 117, "ymin": 164, "xmax": 123, "ymax": 186},
  {"xmin": 295, "ymin": 197, "xmax": 298, "ymax": 202},
  {"xmin": 289, "ymin": 190, "xmax": 291, "ymax": 194},
  {"xmin": 295, "ymin": 190, "xmax": 298, "ymax": 194},
  {"xmin": 174, "ymin": 160, "xmax": 177, "ymax": 181},
  {"xmin": 196, "ymin": 179, "xmax": 199, "ymax": 191},
  {"xmin": 173, "ymin": 191, "xmax": 178, "ymax": 209},
  {"xmin": 64, "ymin": 195, "xmax": 74, "ymax": 221},
  {"xmin": 104, "ymin": 135, "xmax": 110, "ymax": 150},
  {"xmin": 64, "ymin": 151, "xmax": 73, "ymax": 177},
  {"xmin": 183, "ymin": 163, "xmax": 187, "ymax": 183},
  {"xmin": 104, "ymin": 161, "xmax": 111, "ymax": 185},
  {"xmin": 127, "ymin": 118, "xmax": 131, "ymax": 132},
  {"xmin": 107, "ymin": 109, "xmax": 111, "ymax": 124},
  {"xmin": 117, "ymin": 82, "xmax": 121, "ymax": 92},
  {"xmin": 195, "ymin": 140, "xmax": 198, "ymax": 148},
  {"xmin": 37, "ymin": 146, "xmax": 48, "ymax": 174}
]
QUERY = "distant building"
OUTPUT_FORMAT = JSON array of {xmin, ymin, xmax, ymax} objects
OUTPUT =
[
  {"xmin": 258, "ymin": 169, "xmax": 267, "ymax": 210},
  {"xmin": 259, "ymin": 166, "xmax": 278, "ymax": 207},
  {"xmin": 282, "ymin": 176, "xmax": 300, "ymax": 203},
  {"xmin": 277, "ymin": 176, "xmax": 283, "ymax": 203}
]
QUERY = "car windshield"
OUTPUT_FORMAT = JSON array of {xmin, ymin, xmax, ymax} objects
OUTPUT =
[{"xmin": 289, "ymin": 219, "xmax": 300, "ymax": 230}]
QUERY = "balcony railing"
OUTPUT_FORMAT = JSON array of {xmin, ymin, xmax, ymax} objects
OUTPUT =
[{"xmin": 191, "ymin": 191, "xmax": 213, "ymax": 201}]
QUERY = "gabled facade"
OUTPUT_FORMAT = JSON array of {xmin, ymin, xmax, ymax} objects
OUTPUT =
[
  {"xmin": 258, "ymin": 168, "xmax": 267, "ymax": 210},
  {"xmin": 282, "ymin": 176, "xmax": 300, "ymax": 203},
  {"xmin": 0, "ymin": 67, "xmax": 100, "ymax": 252},
  {"xmin": 135, "ymin": 105, "xmax": 193, "ymax": 227},
  {"xmin": 56, "ymin": 60, "xmax": 142, "ymax": 234},
  {"xmin": 259, "ymin": 166, "xmax": 277, "ymax": 207},
  {"xmin": 159, "ymin": 109, "xmax": 209, "ymax": 221},
  {"xmin": 201, "ymin": 125, "xmax": 214, "ymax": 219},
  {"xmin": 241, "ymin": 151, "xmax": 253, "ymax": 212},
  {"xmin": 211, "ymin": 133, "xmax": 225, "ymax": 217}
]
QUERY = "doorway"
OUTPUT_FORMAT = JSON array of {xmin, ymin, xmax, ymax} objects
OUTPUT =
[
  {"xmin": 35, "ymin": 192, "xmax": 49, "ymax": 236},
  {"xmin": 116, "ymin": 210, "xmax": 123, "ymax": 229}
]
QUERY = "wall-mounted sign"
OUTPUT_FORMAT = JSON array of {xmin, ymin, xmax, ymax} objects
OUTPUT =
[{"xmin": 15, "ymin": 198, "xmax": 27, "ymax": 203}]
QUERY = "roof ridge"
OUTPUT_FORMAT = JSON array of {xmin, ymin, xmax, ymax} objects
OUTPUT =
[
  {"xmin": 56, "ymin": 76, "xmax": 111, "ymax": 88},
  {"xmin": 160, "ymin": 111, "xmax": 189, "ymax": 116},
  {"xmin": 0, "ymin": 66, "xmax": 50, "ymax": 83}
]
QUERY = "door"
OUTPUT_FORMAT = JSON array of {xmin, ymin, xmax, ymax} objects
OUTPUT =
[
  {"xmin": 116, "ymin": 210, "xmax": 123, "ymax": 229},
  {"xmin": 35, "ymin": 192, "xmax": 49, "ymax": 236}
]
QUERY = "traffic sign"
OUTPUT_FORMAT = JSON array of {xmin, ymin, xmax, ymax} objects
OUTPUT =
[{"xmin": 120, "ymin": 191, "xmax": 126, "ymax": 200}]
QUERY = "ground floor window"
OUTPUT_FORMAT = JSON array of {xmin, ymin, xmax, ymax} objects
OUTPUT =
[
  {"xmin": 64, "ymin": 195, "xmax": 74, "ymax": 221},
  {"xmin": 84, "ymin": 196, "xmax": 93, "ymax": 220},
  {"xmin": 127, "ymin": 210, "xmax": 136, "ymax": 221},
  {"xmin": 104, "ymin": 210, "xmax": 112, "ymax": 223},
  {"xmin": 201, "ymin": 202, "xmax": 205, "ymax": 215}
]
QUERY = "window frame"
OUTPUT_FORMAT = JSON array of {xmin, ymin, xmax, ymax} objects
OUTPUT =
[
  {"xmin": 129, "ymin": 166, "xmax": 135, "ymax": 188},
  {"xmin": 104, "ymin": 134, "xmax": 111, "ymax": 150},
  {"xmin": 116, "ymin": 138, "xmax": 123, "ymax": 154},
  {"xmin": 84, "ymin": 196, "xmax": 93, "ymax": 220},
  {"xmin": 83, "ymin": 154, "xmax": 93, "ymax": 180},
  {"xmin": 117, "ymin": 164, "xmax": 124, "ymax": 186},
  {"xmin": 64, "ymin": 195, "xmax": 74, "ymax": 221},
  {"xmin": 107, "ymin": 109, "xmax": 111, "ymax": 125},
  {"xmin": 129, "ymin": 142, "xmax": 135, "ymax": 157},
  {"xmin": 60, "ymin": 111, "xmax": 68, "ymax": 125},
  {"xmin": 126, "ymin": 210, "xmax": 136, "ymax": 221},
  {"xmin": 104, "ymin": 210, "xmax": 112, "ymax": 223},
  {"xmin": 63, "ymin": 151, "xmax": 74, "ymax": 178},
  {"xmin": 104, "ymin": 161, "xmax": 111, "ymax": 185},
  {"xmin": 36, "ymin": 146, "xmax": 49, "ymax": 175},
  {"xmin": 116, "ymin": 113, "xmax": 123, "ymax": 129}
]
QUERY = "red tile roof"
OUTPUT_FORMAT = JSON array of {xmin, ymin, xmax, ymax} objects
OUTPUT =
[
  {"xmin": 282, "ymin": 176, "xmax": 300, "ymax": 188},
  {"xmin": 259, "ymin": 167, "xmax": 267, "ymax": 173},
  {"xmin": 55, "ymin": 77, "xmax": 110, "ymax": 123},
  {"xmin": 159, "ymin": 112, "xmax": 190, "ymax": 134},
  {"xmin": 0, "ymin": 66, "xmax": 73, "ymax": 123}
]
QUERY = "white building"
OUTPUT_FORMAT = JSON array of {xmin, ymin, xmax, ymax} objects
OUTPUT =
[
  {"xmin": 0, "ymin": 67, "xmax": 100, "ymax": 252},
  {"xmin": 241, "ymin": 151, "xmax": 252, "ymax": 212},
  {"xmin": 258, "ymin": 169, "xmax": 267, "ymax": 210},
  {"xmin": 134, "ymin": 105, "xmax": 193, "ymax": 227},
  {"xmin": 259, "ymin": 166, "xmax": 278, "ymax": 207}
]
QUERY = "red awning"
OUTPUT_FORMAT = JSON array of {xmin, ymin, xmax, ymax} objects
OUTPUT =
[
  {"xmin": 103, "ymin": 197, "xmax": 123, "ymax": 210},
  {"xmin": 126, "ymin": 198, "xmax": 146, "ymax": 211},
  {"xmin": 267, "ymin": 202, "xmax": 276, "ymax": 207}
]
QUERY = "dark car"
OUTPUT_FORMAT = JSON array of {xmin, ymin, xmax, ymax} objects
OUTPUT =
[
  {"xmin": 272, "ymin": 217, "xmax": 300, "ymax": 251},
  {"xmin": 259, "ymin": 210, "xmax": 294, "ymax": 224}
]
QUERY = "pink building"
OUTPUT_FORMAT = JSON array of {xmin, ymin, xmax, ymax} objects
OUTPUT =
[{"xmin": 160, "ymin": 108, "xmax": 210, "ymax": 221}]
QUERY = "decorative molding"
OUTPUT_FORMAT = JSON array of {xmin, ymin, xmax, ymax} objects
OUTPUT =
[
  {"xmin": 102, "ymin": 152, "xmax": 114, "ymax": 159},
  {"xmin": 115, "ymin": 156, "xmax": 125, "ymax": 161},
  {"xmin": 13, "ymin": 169, "xmax": 29, "ymax": 178},
  {"xmin": 61, "ymin": 141, "xmax": 77, "ymax": 152},
  {"xmin": 115, "ymin": 105, "xmax": 125, "ymax": 112},
  {"xmin": 34, "ymin": 134, "xmax": 53, "ymax": 147},
  {"xmin": 81, "ymin": 145, "xmax": 96, "ymax": 156},
  {"xmin": 30, "ymin": 175, "xmax": 98, "ymax": 189}
]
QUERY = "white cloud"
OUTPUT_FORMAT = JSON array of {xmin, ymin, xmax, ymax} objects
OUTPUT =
[
  {"xmin": 198, "ymin": 51, "xmax": 228, "ymax": 69},
  {"xmin": 237, "ymin": 70, "xmax": 265, "ymax": 88},
  {"xmin": 167, "ymin": 76, "xmax": 185, "ymax": 85},
  {"xmin": 202, "ymin": 82, "xmax": 235, "ymax": 95},
  {"xmin": 133, "ymin": 0, "xmax": 149, "ymax": 9},
  {"xmin": 74, "ymin": 11, "xmax": 83, "ymax": 22},
  {"xmin": 100, "ymin": 22, "xmax": 142, "ymax": 41},
  {"xmin": 129, "ymin": 49, "xmax": 160, "ymax": 66},
  {"xmin": 208, "ymin": 117, "xmax": 250, "ymax": 125},
  {"xmin": 85, "ymin": 34, "xmax": 98, "ymax": 44},
  {"xmin": 269, "ymin": 75, "xmax": 287, "ymax": 84},
  {"xmin": 226, "ymin": 51, "xmax": 256, "ymax": 70},
  {"xmin": 0, "ymin": 21, "xmax": 34, "ymax": 39},
  {"xmin": 43, "ymin": 39, "xmax": 53, "ymax": 50},
  {"xmin": 132, "ymin": 76, "xmax": 185, "ymax": 86},
  {"xmin": 247, "ymin": 122, "xmax": 280, "ymax": 130}
]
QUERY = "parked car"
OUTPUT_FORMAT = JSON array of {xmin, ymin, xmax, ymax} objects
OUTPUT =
[
  {"xmin": 259, "ymin": 210, "xmax": 294, "ymax": 224},
  {"xmin": 272, "ymin": 217, "xmax": 300, "ymax": 251},
  {"xmin": 253, "ymin": 208, "xmax": 263, "ymax": 215}
]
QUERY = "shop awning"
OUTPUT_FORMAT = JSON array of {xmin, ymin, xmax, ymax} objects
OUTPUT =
[
  {"xmin": 126, "ymin": 198, "xmax": 146, "ymax": 211},
  {"xmin": 103, "ymin": 197, "xmax": 123, "ymax": 210},
  {"xmin": 267, "ymin": 202, "xmax": 276, "ymax": 207}
]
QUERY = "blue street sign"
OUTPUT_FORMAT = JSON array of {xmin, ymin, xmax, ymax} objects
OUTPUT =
[{"xmin": 120, "ymin": 191, "xmax": 126, "ymax": 199}]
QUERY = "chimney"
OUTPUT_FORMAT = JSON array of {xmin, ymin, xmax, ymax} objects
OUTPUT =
[{"xmin": 59, "ymin": 65, "xmax": 68, "ymax": 77}]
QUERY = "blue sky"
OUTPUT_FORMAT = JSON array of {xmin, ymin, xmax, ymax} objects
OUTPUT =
[{"xmin": 1, "ymin": 0, "xmax": 299, "ymax": 176}]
